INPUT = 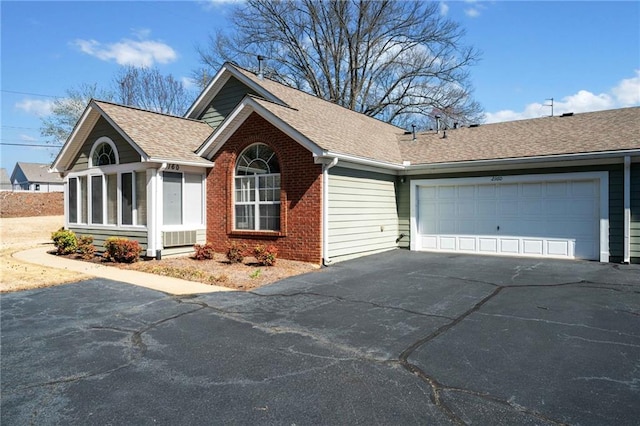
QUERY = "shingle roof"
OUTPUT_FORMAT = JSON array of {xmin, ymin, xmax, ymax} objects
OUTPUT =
[
  {"xmin": 93, "ymin": 101, "xmax": 214, "ymax": 166},
  {"xmin": 231, "ymin": 66, "xmax": 406, "ymax": 164},
  {"xmin": 398, "ymin": 108, "xmax": 640, "ymax": 165},
  {"xmin": 14, "ymin": 162, "xmax": 63, "ymax": 183},
  {"xmin": 0, "ymin": 168, "xmax": 11, "ymax": 188}
]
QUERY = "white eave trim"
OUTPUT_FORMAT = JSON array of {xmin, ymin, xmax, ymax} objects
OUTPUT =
[
  {"xmin": 197, "ymin": 96, "xmax": 324, "ymax": 159},
  {"xmin": 404, "ymin": 149, "xmax": 640, "ymax": 174},
  {"xmin": 146, "ymin": 158, "xmax": 214, "ymax": 168},
  {"xmin": 185, "ymin": 63, "xmax": 286, "ymax": 119},
  {"xmin": 314, "ymin": 151, "xmax": 405, "ymax": 171},
  {"xmin": 91, "ymin": 101, "xmax": 149, "ymax": 161},
  {"xmin": 50, "ymin": 104, "xmax": 97, "ymax": 172}
]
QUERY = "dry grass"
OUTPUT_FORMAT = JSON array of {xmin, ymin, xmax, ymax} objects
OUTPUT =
[{"xmin": 0, "ymin": 216, "xmax": 85, "ymax": 292}]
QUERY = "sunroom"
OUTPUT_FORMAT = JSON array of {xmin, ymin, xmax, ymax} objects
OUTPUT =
[{"xmin": 51, "ymin": 100, "xmax": 214, "ymax": 258}]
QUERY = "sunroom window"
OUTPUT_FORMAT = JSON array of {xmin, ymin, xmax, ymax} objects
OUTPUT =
[{"xmin": 234, "ymin": 144, "xmax": 281, "ymax": 231}]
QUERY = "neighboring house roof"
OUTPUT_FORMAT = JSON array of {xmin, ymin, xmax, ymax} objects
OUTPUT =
[
  {"xmin": 52, "ymin": 100, "xmax": 214, "ymax": 171},
  {"xmin": 195, "ymin": 63, "xmax": 406, "ymax": 166},
  {"xmin": 0, "ymin": 168, "xmax": 11, "ymax": 189},
  {"xmin": 11, "ymin": 162, "xmax": 63, "ymax": 184},
  {"xmin": 398, "ymin": 107, "xmax": 640, "ymax": 165}
]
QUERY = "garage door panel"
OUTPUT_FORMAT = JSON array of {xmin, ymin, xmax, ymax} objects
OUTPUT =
[{"xmin": 414, "ymin": 175, "xmax": 602, "ymax": 260}]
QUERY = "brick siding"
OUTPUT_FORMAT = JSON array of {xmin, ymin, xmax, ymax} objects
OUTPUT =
[{"xmin": 206, "ymin": 113, "xmax": 323, "ymax": 263}]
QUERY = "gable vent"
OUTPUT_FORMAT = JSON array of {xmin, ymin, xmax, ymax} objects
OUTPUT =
[{"xmin": 163, "ymin": 230, "xmax": 197, "ymax": 247}]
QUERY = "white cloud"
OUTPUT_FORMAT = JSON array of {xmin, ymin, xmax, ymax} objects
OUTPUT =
[
  {"xmin": 181, "ymin": 76, "xmax": 198, "ymax": 91},
  {"xmin": 485, "ymin": 71, "xmax": 640, "ymax": 123},
  {"xmin": 439, "ymin": 2, "xmax": 449, "ymax": 16},
  {"xmin": 20, "ymin": 134, "xmax": 38, "ymax": 142},
  {"xmin": 72, "ymin": 36, "xmax": 177, "ymax": 67},
  {"xmin": 611, "ymin": 69, "xmax": 640, "ymax": 106},
  {"xmin": 15, "ymin": 99, "xmax": 54, "ymax": 116},
  {"xmin": 465, "ymin": 7, "xmax": 481, "ymax": 18}
]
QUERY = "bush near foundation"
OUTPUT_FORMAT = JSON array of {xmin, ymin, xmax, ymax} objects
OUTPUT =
[
  {"xmin": 193, "ymin": 242, "xmax": 215, "ymax": 260},
  {"xmin": 226, "ymin": 241, "xmax": 248, "ymax": 263},
  {"xmin": 254, "ymin": 244, "xmax": 278, "ymax": 266},
  {"xmin": 76, "ymin": 235, "xmax": 96, "ymax": 260},
  {"xmin": 103, "ymin": 237, "xmax": 142, "ymax": 263},
  {"xmin": 51, "ymin": 228, "xmax": 78, "ymax": 255}
]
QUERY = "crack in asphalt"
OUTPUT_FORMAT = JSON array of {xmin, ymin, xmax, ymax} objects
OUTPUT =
[
  {"xmin": 394, "ymin": 279, "xmax": 624, "ymax": 425},
  {"xmin": 8, "ymin": 305, "xmax": 207, "ymax": 393}
]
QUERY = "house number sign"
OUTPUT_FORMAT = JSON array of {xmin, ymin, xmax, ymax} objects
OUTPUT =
[
  {"xmin": 167, "ymin": 164, "xmax": 181, "ymax": 171},
  {"xmin": 491, "ymin": 176, "xmax": 503, "ymax": 182}
]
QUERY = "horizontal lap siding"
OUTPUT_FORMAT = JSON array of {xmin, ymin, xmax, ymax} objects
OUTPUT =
[
  {"xmin": 631, "ymin": 164, "xmax": 640, "ymax": 262},
  {"xmin": 199, "ymin": 77, "xmax": 256, "ymax": 129},
  {"xmin": 328, "ymin": 168, "xmax": 399, "ymax": 261},
  {"xmin": 71, "ymin": 117, "xmax": 140, "ymax": 171},
  {"xmin": 70, "ymin": 227, "xmax": 148, "ymax": 251}
]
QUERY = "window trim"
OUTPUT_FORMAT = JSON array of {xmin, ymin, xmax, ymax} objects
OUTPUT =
[{"xmin": 89, "ymin": 136, "xmax": 120, "ymax": 168}]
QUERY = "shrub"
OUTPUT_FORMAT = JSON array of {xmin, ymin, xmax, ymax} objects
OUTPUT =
[
  {"xmin": 51, "ymin": 228, "xmax": 78, "ymax": 255},
  {"xmin": 76, "ymin": 235, "xmax": 96, "ymax": 260},
  {"xmin": 103, "ymin": 237, "xmax": 142, "ymax": 263},
  {"xmin": 226, "ymin": 241, "xmax": 247, "ymax": 263},
  {"xmin": 254, "ymin": 244, "xmax": 278, "ymax": 266},
  {"xmin": 193, "ymin": 242, "xmax": 216, "ymax": 260}
]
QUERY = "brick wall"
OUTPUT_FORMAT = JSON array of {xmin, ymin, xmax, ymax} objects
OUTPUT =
[
  {"xmin": 206, "ymin": 113, "xmax": 323, "ymax": 263},
  {"xmin": 0, "ymin": 192, "xmax": 64, "ymax": 217}
]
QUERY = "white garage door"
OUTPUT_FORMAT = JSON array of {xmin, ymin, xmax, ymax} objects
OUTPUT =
[{"xmin": 412, "ymin": 173, "xmax": 608, "ymax": 260}]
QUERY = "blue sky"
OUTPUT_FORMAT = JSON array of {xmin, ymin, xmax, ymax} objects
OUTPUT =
[{"xmin": 1, "ymin": 1, "xmax": 639, "ymax": 173}]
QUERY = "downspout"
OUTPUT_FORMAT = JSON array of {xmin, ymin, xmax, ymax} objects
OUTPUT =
[
  {"xmin": 624, "ymin": 156, "xmax": 631, "ymax": 263},
  {"xmin": 322, "ymin": 157, "xmax": 339, "ymax": 266}
]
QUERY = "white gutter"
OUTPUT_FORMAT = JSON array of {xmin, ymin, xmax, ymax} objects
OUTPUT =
[
  {"xmin": 321, "ymin": 157, "xmax": 339, "ymax": 265},
  {"xmin": 405, "ymin": 149, "xmax": 640, "ymax": 173},
  {"xmin": 317, "ymin": 151, "xmax": 405, "ymax": 171},
  {"xmin": 624, "ymin": 155, "xmax": 631, "ymax": 263}
]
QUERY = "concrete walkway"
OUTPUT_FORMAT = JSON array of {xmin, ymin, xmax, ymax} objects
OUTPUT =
[{"xmin": 13, "ymin": 245, "xmax": 233, "ymax": 295}]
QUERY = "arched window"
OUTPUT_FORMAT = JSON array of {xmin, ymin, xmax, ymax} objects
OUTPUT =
[
  {"xmin": 234, "ymin": 144, "xmax": 280, "ymax": 231},
  {"xmin": 89, "ymin": 137, "xmax": 119, "ymax": 167}
]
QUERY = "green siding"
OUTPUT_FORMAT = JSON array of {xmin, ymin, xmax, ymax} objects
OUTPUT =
[
  {"xmin": 328, "ymin": 167, "xmax": 399, "ymax": 262},
  {"xmin": 199, "ymin": 77, "xmax": 257, "ymax": 129},
  {"xmin": 71, "ymin": 117, "xmax": 141, "ymax": 171},
  {"xmin": 631, "ymin": 164, "xmax": 640, "ymax": 262},
  {"xmin": 398, "ymin": 165, "xmax": 625, "ymax": 261},
  {"xmin": 70, "ymin": 227, "xmax": 148, "ymax": 252}
]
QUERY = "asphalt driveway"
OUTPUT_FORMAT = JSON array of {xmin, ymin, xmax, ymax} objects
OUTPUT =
[{"xmin": 2, "ymin": 250, "xmax": 639, "ymax": 425}]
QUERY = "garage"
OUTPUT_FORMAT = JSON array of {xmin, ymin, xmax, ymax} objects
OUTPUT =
[{"xmin": 410, "ymin": 172, "xmax": 609, "ymax": 261}]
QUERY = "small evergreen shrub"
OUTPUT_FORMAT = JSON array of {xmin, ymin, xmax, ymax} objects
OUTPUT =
[
  {"xmin": 193, "ymin": 242, "xmax": 215, "ymax": 260},
  {"xmin": 225, "ymin": 241, "xmax": 247, "ymax": 263},
  {"xmin": 254, "ymin": 244, "xmax": 278, "ymax": 266},
  {"xmin": 103, "ymin": 237, "xmax": 142, "ymax": 263},
  {"xmin": 76, "ymin": 235, "xmax": 96, "ymax": 260},
  {"xmin": 51, "ymin": 228, "xmax": 78, "ymax": 255}
]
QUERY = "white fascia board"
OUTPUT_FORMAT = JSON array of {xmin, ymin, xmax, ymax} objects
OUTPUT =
[
  {"xmin": 404, "ymin": 149, "xmax": 640, "ymax": 175},
  {"xmin": 185, "ymin": 63, "xmax": 285, "ymax": 119},
  {"xmin": 198, "ymin": 97, "xmax": 325, "ymax": 159},
  {"xmin": 50, "ymin": 103, "xmax": 97, "ymax": 173},
  {"xmin": 146, "ymin": 158, "xmax": 214, "ymax": 168},
  {"xmin": 91, "ymin": 101, "xmax": 149, "ymax": 161},
  {"xmin": 315, "ymin": 151, "xmax": 405, "ymax": 171},
  {"xmin": 184, "ymin": 66, "xmax": 231, "ymax": 118}
]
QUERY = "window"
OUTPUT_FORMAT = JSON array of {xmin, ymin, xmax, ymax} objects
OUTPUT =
[
  {"xmin": 234, "ymin": 144, "xmax": 280, "ymax": 231},
  {"xmin": 68, "ymin": 170, "xmax": 146, "ymax": 227},
  {"xmin": 90, "ymin": 138, "xmax": 118, "ymax": 167},
  {"xmin": 162, "ymin": 172, "xmax": 204, "ymax": 226}
]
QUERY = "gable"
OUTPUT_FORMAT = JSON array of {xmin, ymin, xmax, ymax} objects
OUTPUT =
[
  {"xmin": 198, "ymin": 76, "xmax": 258, "ymax": 130},
  {"xmin": 69, "ymin": 116, "xmax": 141, "ymax": 172}
]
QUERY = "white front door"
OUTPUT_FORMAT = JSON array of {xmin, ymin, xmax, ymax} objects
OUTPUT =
[{"xmin": 411, "ymin": 172, "xmax": 609, "ymax": 261}]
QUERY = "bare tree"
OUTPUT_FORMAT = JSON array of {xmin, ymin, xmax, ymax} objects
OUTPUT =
[
  {"xmin": 194, "ymin": 0, "xmax": 483, "ymax": 128},
  {"xmin": 114, "ymin": 66, "xmax": 191, "ymax": 116},
  {"xmin": 41, "ymin": 83, "xmax": 113, "ymax": 147}
]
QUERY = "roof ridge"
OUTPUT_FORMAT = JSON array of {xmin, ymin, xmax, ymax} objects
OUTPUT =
[
  {"xmin": 227, "ymin": 62, "xmax": 405, "ymax": 132},
  {"xmin": 92, "ymin": 99, "xmax": 209, "ymax": 124}
]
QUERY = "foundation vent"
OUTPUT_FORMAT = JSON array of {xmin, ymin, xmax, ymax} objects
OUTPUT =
[{"xmin": 163, "ymin": 230, "xmax": 197, "ymax": 247}]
